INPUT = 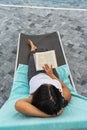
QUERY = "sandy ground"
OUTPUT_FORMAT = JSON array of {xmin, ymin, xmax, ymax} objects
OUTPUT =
[{"xmin": 0, "ymin": 6, "xmax": 87, "ymax": 108}]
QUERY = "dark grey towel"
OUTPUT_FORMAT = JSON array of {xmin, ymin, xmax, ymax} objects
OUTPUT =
[{"xmin": 17, "ymin": 32, "xmax": 65, "ymax": 67}]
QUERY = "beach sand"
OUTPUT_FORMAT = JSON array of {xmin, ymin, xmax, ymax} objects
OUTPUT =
[{"xmin": 0, "ymin": 6, "xmax": 87, "ymax": 108}]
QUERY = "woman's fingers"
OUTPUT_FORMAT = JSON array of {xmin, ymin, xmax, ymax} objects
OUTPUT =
[
  {"xmin": 42, "ymin": 64, "xmax": 48, "ymax": 71},
  {"xmin": 44, "ymin": 64, "xmax": 52, "ymax": 68},
  {"xmin": 42, "ymin": 64, "xmax": 53, "ymax": 71}
]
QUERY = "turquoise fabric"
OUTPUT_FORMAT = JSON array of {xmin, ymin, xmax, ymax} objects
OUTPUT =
[{"xmin": 0, "ymin": 64, "xmax": 87, "ymax": 130}]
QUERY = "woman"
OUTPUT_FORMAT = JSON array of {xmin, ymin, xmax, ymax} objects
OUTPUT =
[{"xmin": 15, "ymin": 40, "xmax": 71, "ymax": 117}]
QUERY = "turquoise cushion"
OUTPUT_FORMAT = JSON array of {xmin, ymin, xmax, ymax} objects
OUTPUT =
[
  {"xmin": 56, "ymin": 64, "xmax": 75, "ymax": 92},
  {"xmin": 0, "ymin": 64, "xmax": 87, "ymax": 130}
]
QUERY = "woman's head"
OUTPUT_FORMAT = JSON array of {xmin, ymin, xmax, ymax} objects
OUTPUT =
[{"xmin": 32, "ymin": 84, "xmax": 64, "ymax": 115}]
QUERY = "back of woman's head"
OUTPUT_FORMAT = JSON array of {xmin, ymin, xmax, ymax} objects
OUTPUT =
[{"xmin": 32, "ymin": 84, "xmax": 64, "ymax": 115}]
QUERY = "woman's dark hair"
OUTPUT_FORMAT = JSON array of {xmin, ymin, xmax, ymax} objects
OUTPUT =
[{"xmin": 32, "ymin": 84, "xmax": 64, "ymax": 115}]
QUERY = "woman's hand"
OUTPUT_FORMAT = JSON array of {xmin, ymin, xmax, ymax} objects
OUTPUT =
[{"xmin": 43, "ymin": 64, "xmax": 54, "ymax": 77}]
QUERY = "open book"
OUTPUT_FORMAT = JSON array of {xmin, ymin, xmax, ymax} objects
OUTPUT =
[{"xmin": 34, "ymin": 50, "xmax": 58, "ymax": 71}]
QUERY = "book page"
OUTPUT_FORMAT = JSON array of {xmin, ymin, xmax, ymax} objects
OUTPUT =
[{"xmin": 34, "ymin": 50, "xmax": 58, "ymax": 71}]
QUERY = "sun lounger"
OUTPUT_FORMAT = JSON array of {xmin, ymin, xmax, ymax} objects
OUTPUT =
[
  {"xmin": 0, "ymin": 32, "xmax": 87, "ymax": 130},
  {"xmin": 15, "ymin": 31, "xmax": 76, "ymax": 90}
]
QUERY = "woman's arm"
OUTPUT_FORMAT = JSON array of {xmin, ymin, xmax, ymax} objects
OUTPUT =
[
  {"xmin": 51, "ymin": 74, "xmax": 71, "ymax": 101},
  {"xmin": 43, "ymin": 64, "xmax": 71, "ymax": 101},
  {"xmin": 15, "ymin": 95, "xmax": 52, "ymax": 118}
]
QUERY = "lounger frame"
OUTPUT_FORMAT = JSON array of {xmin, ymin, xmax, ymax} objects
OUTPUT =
[{"xmin": 15, "ymin": 32, "xmax": 76, "ymax": 92}]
